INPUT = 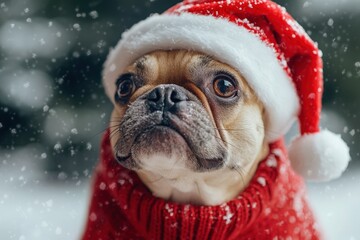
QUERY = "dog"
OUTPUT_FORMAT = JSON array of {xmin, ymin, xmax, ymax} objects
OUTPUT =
[
  {"xmin": 109, "ymin": 50, "xmax": 269, "ymax": 206},
  {"xmin": 82, "ymin": 0, "xmax": 350, "ymax": 239},
  {"xmin": 81, "ymin": 49, "xmax": 321, "ymax": 239}
]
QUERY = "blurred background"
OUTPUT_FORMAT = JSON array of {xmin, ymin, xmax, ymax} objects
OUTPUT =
[{"xmin": 0, "ymin": 0, "xmax": 359, "ymax": 239}]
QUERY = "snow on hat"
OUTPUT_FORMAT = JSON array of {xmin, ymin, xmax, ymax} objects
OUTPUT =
[{"xmin": 103, "ymin": 0, "xmax": 350, "ymax": 181}]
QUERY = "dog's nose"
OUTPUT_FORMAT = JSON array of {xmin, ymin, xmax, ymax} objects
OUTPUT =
[{"xmin": 147, "ymin": 85, "xmax": 188, "ymax": 112}]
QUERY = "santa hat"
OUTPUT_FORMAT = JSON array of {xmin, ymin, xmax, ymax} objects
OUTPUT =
[{"xmin": 102, "ymin": 0, "xmax": 350, "ymax": 181}]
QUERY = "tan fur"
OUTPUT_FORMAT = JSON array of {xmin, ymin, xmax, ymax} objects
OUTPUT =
[{"xmin": 110, "ymin": 50, "xmax": 269, "ymax": 206}]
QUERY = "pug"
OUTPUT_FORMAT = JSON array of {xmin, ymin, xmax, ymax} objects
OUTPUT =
[{"xmin": 109, "ymin": 50, "xmax": 269, "ymax": 206}]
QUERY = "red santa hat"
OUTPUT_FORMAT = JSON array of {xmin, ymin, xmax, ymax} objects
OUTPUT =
[{"xmin": 102, "ymin": 0, "xmax": 350, "ymax": 182}]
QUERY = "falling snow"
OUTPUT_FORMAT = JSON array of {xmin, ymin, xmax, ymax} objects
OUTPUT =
[
  {"xmin": 89, "ymin": 213, "xmax": 97, "ymax": 222},
  {"xmin": 0, "ymin": 0, "xmax": 359, "ymax": 239},
  {"xmin": 327, "ymin": 18, "xmax": 334, "ymax": 27},
  {"xmin": 350, "ymin": 129, "xmax": 356, "ymax": 136},
  {"xmin": 43, "ymin": 105, "xmax": 49, "ymax": 112},
  {"xmin": 86, "ymin": 143, "xmax": 92, "ymax": 150},
  {"xmin": 89, "ymin": 11, "xmax": 99, "ymax": 19},
  {"xmin": 54, "ymin": 143, "xmax": 62, "ymax": 151},
  {"xmin": 99, "ymin": 182, "xmax": 106, "ymax": 190},
  {"xmin": 73, "ymin": 23, "xmax": 81, "ymax": 31},
  {"xmin": 71, "ymin": 128, "xmax": 79, "ymax": 135}
]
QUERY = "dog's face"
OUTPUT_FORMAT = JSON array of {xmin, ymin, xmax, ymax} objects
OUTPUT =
[{"xmin": 109, "ymin": 50, "xmax": 268, "ymax": 205}]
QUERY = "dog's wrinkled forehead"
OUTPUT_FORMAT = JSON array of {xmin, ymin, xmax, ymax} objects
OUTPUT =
[{"xmin": 127, "ymin": 52, "xmax": 219, "ymax": 85}]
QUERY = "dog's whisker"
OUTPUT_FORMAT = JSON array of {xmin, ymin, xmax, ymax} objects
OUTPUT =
[
  {"xmin": 79, "ymin": 123, "xmax": 122, "ymax": 144},
  {"xmin": 109, "ymin": 130, "xmax": 121, "ymax": 143},
  {"xmin": 211, "ymin": 134, "xmax": 245, "ymax": 153},
  {"xmin": 109, "ymin": 128, "xmax": 120, "ymax": 138},
  {"xmin": 78, "ymin": 126, "xmax": 115, "ymax": 144},
  {"xmin": 109, "ymin": 133, "xmax": 120, "ymax": 143},
  {"xmin": 109, "ymin": 126, "xmax": 120, "ymax": 133}
]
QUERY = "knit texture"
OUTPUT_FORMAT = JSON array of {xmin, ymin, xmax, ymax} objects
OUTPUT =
[{"xmin": 82, "ymin": 130, "xmax": 322, "ymax": 240}]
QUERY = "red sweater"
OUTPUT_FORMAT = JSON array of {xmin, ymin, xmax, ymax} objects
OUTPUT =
[{"xmin": 82, "ymin": 131, "xmax": 321, "ymax": 239}]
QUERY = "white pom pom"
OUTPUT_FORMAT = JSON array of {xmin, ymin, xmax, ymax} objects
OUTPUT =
[{"xmin": 288, "ymin": 130, "xmax": 350, "ymax": 182}]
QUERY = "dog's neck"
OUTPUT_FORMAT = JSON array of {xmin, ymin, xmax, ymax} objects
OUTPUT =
[{"xmin": 136, "ymin": 154, "xmax": 264, "ymax": 206}]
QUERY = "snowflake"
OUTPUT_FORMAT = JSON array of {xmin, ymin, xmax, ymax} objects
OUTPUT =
[
  {"xmin": 257, "ymin": 177, "xmax": 266, "ymax": 187},
  {"xmin": 266, "ymin": 156, "xmax": 277, "ymax": 168},
  {"xmin": 222, "ymin": 205, "xmax": 234, "ymax": 224}
]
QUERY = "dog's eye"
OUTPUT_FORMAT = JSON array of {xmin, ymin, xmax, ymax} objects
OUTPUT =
[
  {"xmin": 213, "ymin": 76, "xmax": 237, "ymax": 98},
  {"xmin": 116, "ymin": 74, "xmax": 135, "ymax": 100},
  {"xmin": 118, "ymin": 79, "xmax": 135, "ymax": 99}
]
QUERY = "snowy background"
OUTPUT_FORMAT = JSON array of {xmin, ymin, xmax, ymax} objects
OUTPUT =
[{"xmin": 0, "ymin": 0, "xmax": 359, "ymax": 239}]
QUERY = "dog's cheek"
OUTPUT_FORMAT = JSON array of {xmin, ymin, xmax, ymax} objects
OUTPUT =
[
  {"xmin": 225, "ymin": 105, "xmax": 266, "ymax": 168},
  {"xmin": 109, "ymin": 109, "xmax": 126, "ymax": 154}
]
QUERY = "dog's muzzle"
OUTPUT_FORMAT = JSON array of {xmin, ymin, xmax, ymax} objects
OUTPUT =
[{"xmin": 115, "ymin": 84, "xmax": 228, "ymax": 172}]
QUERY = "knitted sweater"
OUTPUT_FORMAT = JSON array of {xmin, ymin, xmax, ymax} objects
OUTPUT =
[{"xmin": 82, "ymin": 130, "xmax": 321, "ymax": 240}]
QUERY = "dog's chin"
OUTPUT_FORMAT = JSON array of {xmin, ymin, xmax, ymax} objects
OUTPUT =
[
  {"xmin": 116, "ymin": 125, "xmax": 225, "ymax": 174},
  {"xmin": 132, "ymin": 126, "xmax": 194, "ymax": 172}
]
